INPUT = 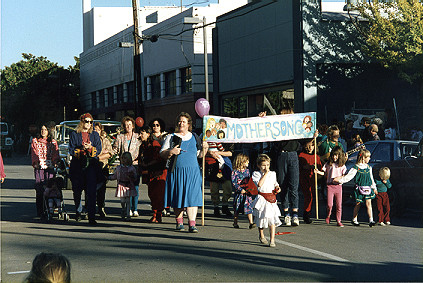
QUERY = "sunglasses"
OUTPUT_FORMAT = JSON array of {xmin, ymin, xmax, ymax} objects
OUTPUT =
[
  {"xmin": 84, "ymin": 120, "xmax": 93, "ymax": 124},
  {"xmin": 152, "ymin": 124, "xmax": 160, "ymax": 127}
]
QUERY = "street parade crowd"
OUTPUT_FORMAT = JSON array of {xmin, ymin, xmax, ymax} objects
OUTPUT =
[{"xmin": 26, "ymin": 108, "xmax": 406, "ymax": 248}]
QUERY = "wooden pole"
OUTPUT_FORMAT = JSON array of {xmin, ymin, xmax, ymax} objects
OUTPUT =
[
  {"xmin": 314, "ymin": 136, "xmax": 319, "ymax": 219},
  {"xmin": 202, "ymin": 136, "xmax": 205, "ymax": 226}
]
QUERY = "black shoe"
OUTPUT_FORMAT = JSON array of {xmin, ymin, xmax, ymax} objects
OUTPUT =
[
  {"xmin": 88, "ymin": 219, "xmax": 97, "ymax": 226},
  {"xmin": 303, "ymin": 212, "xmax": 313, "ymax": 224},
  {"xmin": 351, "ymin": 220, "xmax": 360, "ymax": 226},
  {"xmin": 214, "ymin": 207, "xmax": 221, "ymax": 217},
  {"xmin": 369, "ymin": 221, "xmax": 376, "ymax": 227},
  {"xmin": 222, "ymin": 205, "xmax": 233, "ymax": 217},
  {"xmin": 75, "ymin": 212, "xmax": 82, "ymax": 222},
  {"xmin": 98, "ymin": 207, "xmax": 106, "ymax": 218}
]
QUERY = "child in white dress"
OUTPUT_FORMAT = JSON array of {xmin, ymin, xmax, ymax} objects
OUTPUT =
[{"xmin": 252, "ymin": 154, "xmax": 282, "ymax": 247}]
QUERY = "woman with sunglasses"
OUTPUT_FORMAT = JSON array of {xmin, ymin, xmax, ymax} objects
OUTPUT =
[
  {"xmin": 69, "ymin": 113, "xmax": 102, "ymax": 225},
  {"xmin": 149, "ymin": 118, "xmax": 168, "ymax": 146}
]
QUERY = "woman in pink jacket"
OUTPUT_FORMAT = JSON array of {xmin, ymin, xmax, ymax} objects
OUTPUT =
[{"xmin": 31, "ymin": 124, "xmax": 60, "ymax": 217}]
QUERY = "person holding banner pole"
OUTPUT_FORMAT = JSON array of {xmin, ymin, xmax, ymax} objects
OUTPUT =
[
  {"xmin": 261, "ymin": 107, "xmax": 301, "ymax": 227},
  {"xmin": 160, "ymin": 112, "xmax": 208, "ymax": 233}
]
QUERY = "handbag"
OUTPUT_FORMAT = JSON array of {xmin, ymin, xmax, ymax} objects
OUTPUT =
[
  {"xmin": 259, "ymin": 192, "xmax": 277, "ymax": 203},
  {"xmin": 357, "ymin": 185, "xmax": 372, "ymax": 195},
  {"xmin": 240, "ymin": 177, "xmax": 258, "ymax": 195}
]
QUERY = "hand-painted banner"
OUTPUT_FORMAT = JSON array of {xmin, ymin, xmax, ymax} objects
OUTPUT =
[{"xmin": 203, "ymin": 112, "xmax": 316, "ymax": 143}]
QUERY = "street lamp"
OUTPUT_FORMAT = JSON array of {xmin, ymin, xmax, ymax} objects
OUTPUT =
[{"xmin": 183, "ymin": 16, "xmax": 209, "ymax": 102}]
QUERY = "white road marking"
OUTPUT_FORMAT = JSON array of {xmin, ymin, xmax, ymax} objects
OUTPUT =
[
  {"xmin": 7, "ymin": 270, "xmax": 30, "ymax": 274},
  {"xmin": 273, "ymin": 238, "xmax": 350, "ymax": 262}
]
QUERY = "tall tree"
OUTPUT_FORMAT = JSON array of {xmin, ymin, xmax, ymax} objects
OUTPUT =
[
  {"xmin": 351, "ymin": 0, "xmax": 423, "ymax": 84},
  {"xmin": 1, "ymin": 53, "xmax": 80, "ymax": 136}
]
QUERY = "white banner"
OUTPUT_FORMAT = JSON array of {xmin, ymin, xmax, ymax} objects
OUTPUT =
[{"xmin": 203, "ymin": 112, "xmax": 316, "ymax": 143}]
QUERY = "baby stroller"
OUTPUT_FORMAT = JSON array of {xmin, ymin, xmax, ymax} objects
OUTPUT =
[{"xmin": 43, "ymin": 176, "xmax": 70, "ymax": 222}]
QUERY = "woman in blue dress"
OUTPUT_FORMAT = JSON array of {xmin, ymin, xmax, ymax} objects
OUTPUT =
[{"xmin": 160, "ymin": 112, "xmax": 208, "ymax": 233}]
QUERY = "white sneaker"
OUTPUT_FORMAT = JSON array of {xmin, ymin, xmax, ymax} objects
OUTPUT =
[
  {"xmin": 133, "ymin": 211, "xmax": 139, "ymax": 217},
  {"xmin": 284, "ymin": 216, "xmax": 292, "ymax": 226},
  {"xmin": 129, "ymin": 210, "xmax": 133, "ymax": 217},
  {"xmin": 386, "ymin": 221, "xmax": 391, "ymax": 225},
  {"xmin": 292, "ymin": 216, "xmax": 300, "ymax": 226},
  {"xmin": 378, "ymin": 222, "xmax": 386, "ymax": 226}
]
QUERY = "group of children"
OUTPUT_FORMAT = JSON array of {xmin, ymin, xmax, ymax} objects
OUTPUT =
[
  {"xmin": 230, "ymin": 139, "xmax": 392, "ymax": 247},
  {"xmin": 93, "ymin": 130, "xmax": 392, "ymax": 247}
]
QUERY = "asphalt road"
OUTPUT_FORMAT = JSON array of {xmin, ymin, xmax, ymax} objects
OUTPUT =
[{"xmin": 1, "ymin": 154, "xmax": 422, "ymax": 282}]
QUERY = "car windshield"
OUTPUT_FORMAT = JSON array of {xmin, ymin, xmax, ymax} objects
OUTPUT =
[{"xmin": 400, "ymin": 143, "xmax": 418, "ymax": 158}]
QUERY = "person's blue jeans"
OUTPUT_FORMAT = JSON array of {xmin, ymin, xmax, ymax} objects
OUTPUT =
[
  {"xmin": 130, "ymin": 172, "xmax": 141, "ymax": 212},
  {"xmin": 277, "ymin": 152, "xmax": 299, "ymax": 212}
]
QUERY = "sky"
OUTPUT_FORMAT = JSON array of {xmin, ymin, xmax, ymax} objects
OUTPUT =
[
  {"xmin": 0, "ymin": 0, "xmax": 219, "ymax": 69},
  {"xmin": 1, "ymin": 0, "xmax": 345, "ymax": 69}
]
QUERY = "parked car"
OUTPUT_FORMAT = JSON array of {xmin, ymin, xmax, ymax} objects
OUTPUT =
[
  {"xmin": 55, "ymin": 120, "xmax": 122, "ymax": 188},
  {"xmin": 343, "ymin": 140, "xmax": 421, "ymax": 216},
  {"xmin": 0, "ymin": 122, "xmax": 14, "ymax": 157}
]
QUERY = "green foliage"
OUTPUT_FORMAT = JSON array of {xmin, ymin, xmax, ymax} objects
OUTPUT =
[
  {"xmin": 353, "ymin": 0, "xmax": 423, "ymax": 83},
  {"xmin": 1, "ymin": 53, "xmax": 80, "ymax": 134}
]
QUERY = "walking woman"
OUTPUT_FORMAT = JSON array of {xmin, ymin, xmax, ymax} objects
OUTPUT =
[
  {"xmin": 31, "ymin": 124, "xmax": 60, "ymax": 217},
  {"xmin": 149, "ymin": 118, "xmax": 168, "ymax": 145},
  {"xmin": 160, "ymin": 112, "xmax": 208, "ymax": 232},
  {"xmin": 94, "ymin": 122, "xmax": 113, "ymax": 218},
  {"xmin": 69, "ymin": 113, "xmax": 102, "ymax": 225},
  {"xmin": 139, "ymin": 125, "xmax": 167, "ymax": 223},
  {"xmin": 113, "ymin": 116, "xmax": 141, "ymax": 217}
]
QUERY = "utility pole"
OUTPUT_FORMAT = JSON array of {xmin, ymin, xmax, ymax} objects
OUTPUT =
[{"xmin": 132, "ymin": 0, "xmax": 143, "ymax": 117}]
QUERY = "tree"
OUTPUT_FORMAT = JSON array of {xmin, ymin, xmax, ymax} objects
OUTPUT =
[
  {"xmin": 351, "ymin": 0, "xmax": 423, "ymax": 84},
  {"xmin": 1, "ymin": 53, "xmax": 80, "ymax": 142}
]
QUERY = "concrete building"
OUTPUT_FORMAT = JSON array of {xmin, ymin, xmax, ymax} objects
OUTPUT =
[
  {"xmin": 213, "ymin": 0, "xmax": 421, "ymax": 130},
  {"xmin": 80, "ymin": 0, "xmax": 248, "ymax": 129}
]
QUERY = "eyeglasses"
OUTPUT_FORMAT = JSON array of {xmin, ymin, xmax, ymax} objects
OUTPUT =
[
  {"xmin": 84, "ymin": 120, "xmax": 93, "ymax": 124},
  {"xmin": 152, "ymin": 124, "xmax": 160, "ymax": 127}
]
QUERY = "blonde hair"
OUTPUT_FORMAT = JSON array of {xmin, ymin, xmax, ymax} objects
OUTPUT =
[
  {"xmin": 379, "ymin": 167, "xmax": 391, "ymax": 180},
  {"xmin": 356, "ymin": 149, "xmax": 371, "ymax": 164},
  {"xmin": 233, "ymin": 153, "xmax": 249, "ymax": 171},
  {"xmin": 25, "ymin": 252, "xmax": 71, "ymax": 283},
  {"xmin": 256, "ymin": 154, "xmax": 271, "ymax": 166}
]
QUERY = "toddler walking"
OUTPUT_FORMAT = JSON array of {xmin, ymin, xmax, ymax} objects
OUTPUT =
[
  {"xmin": 375, "ymin": 167, "xmax": 392, "ymax": 226},
  {"xmin": 315, "ymin": 146, "xmax": 347, "ymax": 227},
  {"xmin": 109, "ymin": 152, "xmax": 138, "ymax": 220},
  {"xmin": 231, "ymin": 153, "xmax": 255, "ymax": 229},
  {"xmin": 252, "ymin": 154, "xmax": 281, "ymax": 247},
  {"xmin": 334, "ymin": 149, "xmax": 377, "ymax": 227}
]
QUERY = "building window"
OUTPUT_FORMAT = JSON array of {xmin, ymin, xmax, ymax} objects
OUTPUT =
[
  {"xmin": 91, "ymin": 92, "xmax": 97, "ymax": 110},
  {"xmin": 143, "ymin": 78, "xmax": 147, "ymax": 101},
  {"xmin": 117, "ymin": 84, "xmax": 124, "ymax": 104},
  {"xmin": 165, "ymin": 71, "xmax": 176, "ymax": 97},
  {"xmin": 98, "ymin": 89, "xmax": 105, "ymax": 108},
  {"xmin": 180, "ymin": 67, "xmax": 192, "ymax": 94},
  {"xmin": 127, "ymin": 81, "xmax": 134, "ymax": 103},
  {"xmin": 222, "ymin": 96, "xmax": 247, "ymax": 118},
  {"xmin": 107, "ymin": 87, "xmax": 114, "ymax": 106},
  {"xmin": 150, "ymin": 75, "xmax": 161, "ymax": 99}
]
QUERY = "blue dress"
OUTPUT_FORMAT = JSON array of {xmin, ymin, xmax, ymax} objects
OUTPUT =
[{"xmin": 164, "ymin": 134, "xmax": 203, "ymax": 208}]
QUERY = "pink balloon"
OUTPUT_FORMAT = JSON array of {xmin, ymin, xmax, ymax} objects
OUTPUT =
[{"xmin": 195, "ymin": 98, "xmax": 210, "ymax": 118}]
